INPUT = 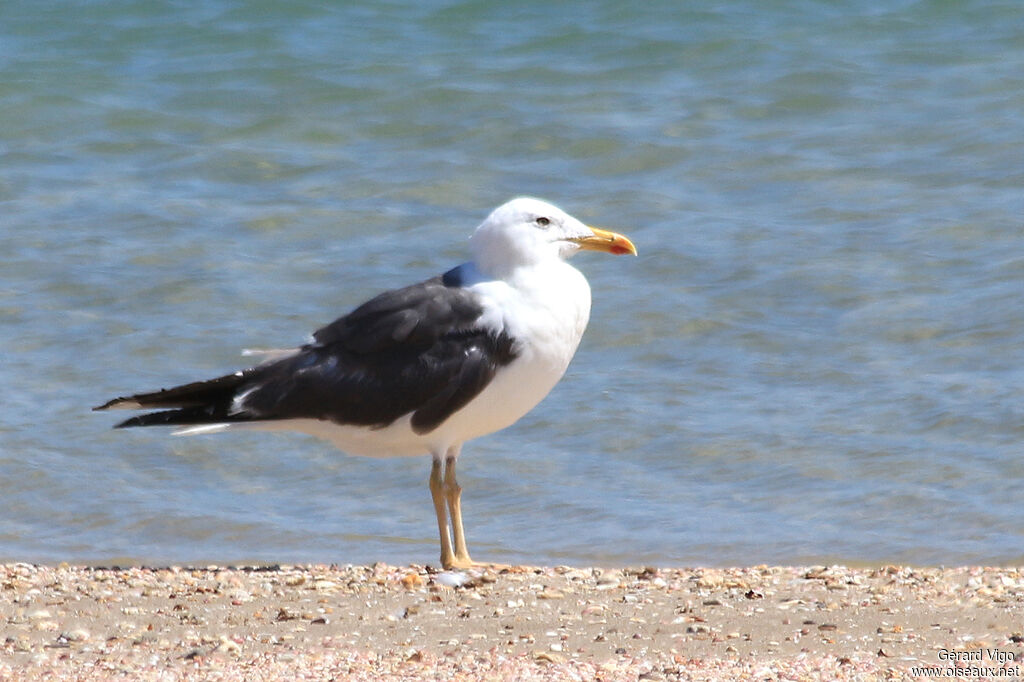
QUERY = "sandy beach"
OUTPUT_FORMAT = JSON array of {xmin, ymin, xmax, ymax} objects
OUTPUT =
[{"xmin": 1, "ymin": 562, "xmax": 1021, "ymax": 680}]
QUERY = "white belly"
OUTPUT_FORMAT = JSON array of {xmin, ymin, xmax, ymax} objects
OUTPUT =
[{"xmin": 255, "ymin": 339, "xmax": 574, "ymax": 457}]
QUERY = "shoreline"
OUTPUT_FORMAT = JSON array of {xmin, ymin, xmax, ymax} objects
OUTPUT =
[{"xmin": 2, "ymin": 562, "xmax": 1021, "ymax": 680}]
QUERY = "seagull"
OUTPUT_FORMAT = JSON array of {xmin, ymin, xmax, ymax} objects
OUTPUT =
[{"xmin": 95, "ymin": 197, "xmax": 637, "ymax": 569}]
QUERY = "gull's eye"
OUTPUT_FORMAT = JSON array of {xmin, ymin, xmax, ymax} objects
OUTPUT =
[{"xmin": 535, "ymin": 216, "xmax": 551, "ymax": 227}]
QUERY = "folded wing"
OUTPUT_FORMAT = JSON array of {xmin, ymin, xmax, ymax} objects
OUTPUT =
[{"xmin": 95, "ymin": 271, "xmax": 519, "ymax": 435}]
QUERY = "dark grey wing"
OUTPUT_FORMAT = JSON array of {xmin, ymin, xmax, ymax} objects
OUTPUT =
[
  {"xmin": 311, "ymin": 270, "xmax": 484, "ymax": 352},
  {"xmin": 96, "ymin": 269, "xmax": 519, "ymax": 435}
]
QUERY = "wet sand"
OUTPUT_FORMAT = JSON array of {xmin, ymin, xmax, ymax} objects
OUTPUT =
[{"xmin": 2, "ymin": 562, "xmax": 1021, "ymax": 680}]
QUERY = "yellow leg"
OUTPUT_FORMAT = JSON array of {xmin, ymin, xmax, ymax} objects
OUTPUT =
[
  {"xmin": 429, "ymin": 457, "xmax": 456, "ymax": 570},
  {"xmin": 444, "ymin": 453, "xmax": 474, "ymax": 568}
]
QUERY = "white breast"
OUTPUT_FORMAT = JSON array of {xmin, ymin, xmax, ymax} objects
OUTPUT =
[{"xmin": 430, "ymin": 260, "xmax": 592, "ymax": 447}]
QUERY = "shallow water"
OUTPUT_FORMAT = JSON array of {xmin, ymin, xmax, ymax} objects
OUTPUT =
[{"xmin": 2, "ymin": 0, "xmax": 1023, "ymax": 567}]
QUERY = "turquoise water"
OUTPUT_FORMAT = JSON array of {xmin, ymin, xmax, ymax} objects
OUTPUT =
[{"xmin": 2, "ymin": 0, "xmax": 1022, "ymax": 567}]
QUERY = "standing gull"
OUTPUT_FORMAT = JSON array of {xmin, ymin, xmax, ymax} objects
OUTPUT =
[{"xmin": 95, "ymin": 197, "xmax": 637, "ymax": 569}]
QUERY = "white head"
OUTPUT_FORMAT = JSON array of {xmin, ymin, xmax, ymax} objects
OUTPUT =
[{"xmin": 469, "ymin": 197, "xmax": 635, "ymax": 277}]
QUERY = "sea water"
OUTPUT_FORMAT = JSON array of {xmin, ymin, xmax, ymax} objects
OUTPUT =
[{"xmin": 2, "ymin": 0, "xmax": 1022, "ymax": 567}]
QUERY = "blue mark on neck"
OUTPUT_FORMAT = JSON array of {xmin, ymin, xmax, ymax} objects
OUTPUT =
[{"xmin": 442, "ymin": 262, "xmax": 484, "ymax": 288}]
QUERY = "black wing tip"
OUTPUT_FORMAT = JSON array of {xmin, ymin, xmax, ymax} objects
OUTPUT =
[
  {"xmin": 110, "ymin": 412, "xmax": 188, "ymax": 428},
  {"xmin": 109, "ymin": 408, "xmax": 226, "ymax": 429},
  {"xmin": 93, "ymin": 371, "xmax": 251, "ymax": 415},
  {"xmin": 94, "ymin": 397, "xmax": 127, "ymax": 411}
]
